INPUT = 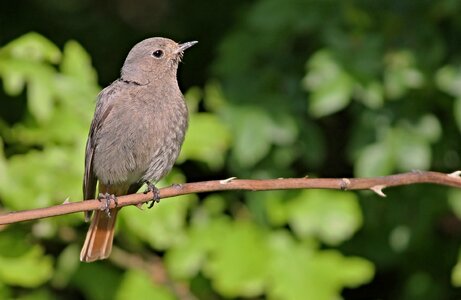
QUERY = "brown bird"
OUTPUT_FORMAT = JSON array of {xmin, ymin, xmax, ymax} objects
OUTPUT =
[{"xmin": 80, "ymin": 37, "xmax": 197, "ymax": 262}]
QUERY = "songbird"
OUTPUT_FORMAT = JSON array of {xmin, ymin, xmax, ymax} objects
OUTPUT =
[{"xmin": 80, "ymin": 37, "xmax": 197, "ymax": 262}]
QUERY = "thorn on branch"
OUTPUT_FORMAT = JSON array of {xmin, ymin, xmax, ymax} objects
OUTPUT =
[
  {"xmin": 448, "ymin": 171, "xmax": 461, "ymax": 178},
  {"xmin": 370, "ymin": 185, "xmax": 387, "ymax": 197},
  {"xmin": 220, "ymin": 177, "xmax": 237, "ymax": 184}
]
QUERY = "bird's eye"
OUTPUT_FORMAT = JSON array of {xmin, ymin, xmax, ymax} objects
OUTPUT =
[{"xmin": 152, "ymin": 50, "xmax": 164, "ymax": 58}]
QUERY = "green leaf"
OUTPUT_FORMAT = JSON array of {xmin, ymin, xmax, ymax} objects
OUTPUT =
[
  {"xmin": 121, "ymin": 190, "xmax": 193, "ymax": 250},
  {"xmin": 355, "ymin": 81, "xmax": 384, "ymax": 109},
  {"xmin": 287, "ymin": 190, "xmax": 363, "ymax": 245},
  {"xmin": 354, "ymin": 115, "xmax": 438, "ymax": 177},
  {"xmin": 204, "ymin": 81, "xmax": 228, "ymax": 112},
  {"xmin": 229, "ymin": 106, "xmax": 274, "ymax": 167},
  {"xmin": 304, "ymin": 50, "xmax": 354, "ymax": 117},
  {"xmin": 61, "ymin": 40, "xmax": 97, "ymax": 84},
  {"xmin": 204, "ymin": 221, "xmax": 270, "ymax": 297},
  {"xmin": 116, "ymin": 270, "xmax": 175, "ymax": 300},
  {"xmin": 51, "ymin": 244, "xmax": 80, "ymax": 288},
  {"xmin": 27, "ymin": 69, "xmax": 55, "ymax": 122},
  {"xmin": 435, "ymin": 65, "xmax": 461, "ymax": 97},
  {"xmin": 178, "ymin": 113, "xmax": 231, "ymax": 169},
  {"xmin": 268, "ymin": 112, "xmax": 298, "ymax": 146},
  {"xmin": 0, "ymin": 59, "xmax": 51, "ymax": 100},
  {"xmin": 0, "ymin": 32, "xmax": 61, "ymax": 64},
  {"xmin": 166, "ymin": 216, "xmax": 229, "ymax": 280},
  {"xmin": 394, "ymin": 131, "xmax": 431, "ymax": 171},
  {"xmin": 267, "ymin": 232, "xmax": 374, "ymax": 300},
  {"xmin": 0, "ymin": 147, "xmax": 83, "ymax": 210},
  {"xmin": 257, "ymin": 190, "xmax": 290, "ymax": 226},
  {"xmin": 183, "ymin": 86, "xmax": 202, "ymax": 113},
  {"xmin": 0, "ymin": 245, "xmax": 53, "ymax": 287},
  {"xmin": 355, "ymin": 142, "xmax": 394, "ymax": 177},
  {"xmin": 448, "ymin": 189, "xmax": 461, "ymax": 220},
  {"xmin": 413, "ymin": 114, "xmax": 441, "ymax": 143},
  {"xmin": 199, "ymin": 194, "xmax": 227, "ymax": 218},
  {"xmin": 383, "ymin": 50, "xmax": 424, "ymax": 99},
  {"xmin": 0, "ymin": 63, "xmax": 25, "ymax": 95}
]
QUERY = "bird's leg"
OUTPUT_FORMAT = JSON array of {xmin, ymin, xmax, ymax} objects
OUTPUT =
[
  {"xmin": 97, "ymin": 193, "xmax": 118, "ymax": 217},
  {"xmin": 143, "ymin": 181, "xmax": 160, "ymax": 209}
]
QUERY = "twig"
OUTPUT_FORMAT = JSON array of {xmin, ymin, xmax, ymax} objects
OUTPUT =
[{"xmin": 1, "ymin": 171, "xmax": 460, "ymax": 225}]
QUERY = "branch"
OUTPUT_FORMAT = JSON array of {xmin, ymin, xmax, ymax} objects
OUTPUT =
[{"xmin": 1, "ymin": 171, "xmax": 461, "ymax": 225}]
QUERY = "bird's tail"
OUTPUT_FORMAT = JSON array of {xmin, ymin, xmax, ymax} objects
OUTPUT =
[{"xmin": 80, "ymin": 207, "xmax": 119, "ymax": 262}]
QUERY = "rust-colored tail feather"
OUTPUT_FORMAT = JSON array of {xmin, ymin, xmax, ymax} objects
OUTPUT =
[{"xmin": 80, "ymin": 208, "xmax": 119, "ymax": 262}]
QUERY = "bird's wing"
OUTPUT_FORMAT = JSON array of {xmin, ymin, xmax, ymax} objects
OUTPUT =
[{"xmin": 83, "ymin": 84, "xmax": 118, "ymax": 203}]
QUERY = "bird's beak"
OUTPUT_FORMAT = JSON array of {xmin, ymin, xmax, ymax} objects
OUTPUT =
[{"xmin": 175, "ymin": 41, "xmax": 198, "ymax": 53}]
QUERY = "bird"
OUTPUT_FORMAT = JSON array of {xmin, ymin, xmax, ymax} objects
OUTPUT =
[{"xmin": 80, "ymin": 37, "xmax": 197, "ymax": 262}]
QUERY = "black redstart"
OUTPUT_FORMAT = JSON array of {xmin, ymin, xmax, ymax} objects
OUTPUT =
[{"xmin": 80, "ymin": 37, "xmax": 197, "ymax": 262}]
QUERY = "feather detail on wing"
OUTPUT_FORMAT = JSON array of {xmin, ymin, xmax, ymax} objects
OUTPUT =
[{"xmin": 83, "ymin": 85, "xmax": 117, "ymax": 221}]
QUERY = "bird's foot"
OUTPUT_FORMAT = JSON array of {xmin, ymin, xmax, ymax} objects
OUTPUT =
[
  {"xmin": 143, "ymin": 182, "xmax": 160, "ymax": 209},
  {"xmin": 97, "ymin": 193, "xmax": 118, "ymax": 217}
]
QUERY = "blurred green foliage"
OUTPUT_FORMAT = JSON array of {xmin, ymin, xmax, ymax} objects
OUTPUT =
[{"xmin": 1, "ymin": 0, "xmax": 461, "ymax": 299}]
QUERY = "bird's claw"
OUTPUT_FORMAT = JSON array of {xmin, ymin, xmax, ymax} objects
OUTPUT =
[
  {"xmin": 143, "ymin": 182, "xmax": 160, "ymax": 209},
  {"xmin": 98, "ymin": 193, "xmax": 118, "ymax": 217}
]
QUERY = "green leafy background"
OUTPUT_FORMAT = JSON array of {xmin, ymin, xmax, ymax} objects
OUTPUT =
[{"xmin": 1, "ymin": 1, "xmax": 461, "ymax": 299}]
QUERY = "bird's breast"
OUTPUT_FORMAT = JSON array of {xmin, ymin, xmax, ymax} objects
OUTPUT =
[{"xmin": 93, "ymin": 92, "xmax": 188, "ymax": 186}]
